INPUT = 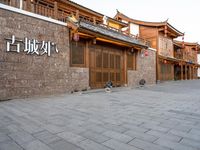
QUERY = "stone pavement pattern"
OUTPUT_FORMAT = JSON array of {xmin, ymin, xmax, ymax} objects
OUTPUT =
[{"xmin": 0, "ymin": 80, "xmax": 200, "ymax": 150}]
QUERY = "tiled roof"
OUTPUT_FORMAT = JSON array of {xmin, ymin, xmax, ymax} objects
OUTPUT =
[{"xmin": 79, "ymin": 20, "xmax": 149, "ymax": 48}]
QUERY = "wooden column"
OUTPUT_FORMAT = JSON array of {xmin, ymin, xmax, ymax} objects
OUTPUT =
[
  {"xmin": 185, "ymin": 65, "xmax": 187, "ymax": 80},
  {"xmin": 124, "ymin": 50, "xmax": 127, "ymax": 85},
  {"xmin": 181, "ymin": 63, "xmax": 183, "ymax": 80},
  {"xmin": 26, "ymin": 0, "xmax": 32, "ymax": 12},
  {"xmin": 10, "ymin": 0, "xmax": 16, "ymax": 7},
  {"xmin": 85, "ymin": 41, "xmax": 89, "ymax": 68},
  {"xmin": 191, "ymin": 66, "xmax": 194, "ymax": 79},
  {"xmin": 189, "ymin": 65, "xmax": 192, "ymax": 80},
  {"xmin": 156, "ymin": 54, "xmax": 161, "ymax": 82},
  {"xmin": 19, "ymin": 0, "xmax": 23, "ymax": 9},
  {"xmin": 54, "ymin": 2, "xmax": 58, "ymax": 19}
]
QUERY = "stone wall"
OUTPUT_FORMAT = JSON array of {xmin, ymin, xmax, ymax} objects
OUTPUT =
[
  {"xmin": 128, "ymin": 49, "xmax": 156, "ymax": 87},
  {"xmin": 0, "ymin": 8, "xmax": 89, "ymax": 100}
]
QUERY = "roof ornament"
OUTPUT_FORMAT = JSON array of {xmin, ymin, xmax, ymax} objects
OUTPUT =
[
  {"xmin": 103, "ymin": 16, "xmax": 108, "ymax": 25},
  {"xmin": 164, "ymin": 18, "xmax": 169, "ymax": 25},
  {"xmin": 182, "ymin": 32, "xmax": 185, "ymax": 48}
]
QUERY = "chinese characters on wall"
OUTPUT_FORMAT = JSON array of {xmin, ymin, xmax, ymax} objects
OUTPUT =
[{"xmin": 5, "ymin": 35, "xmax": 58, "ymax": 56}]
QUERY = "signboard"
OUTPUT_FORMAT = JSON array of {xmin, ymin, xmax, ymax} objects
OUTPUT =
[{"xmin": 5, "ymin": 35, "xmax": 58, "ymax": 56}]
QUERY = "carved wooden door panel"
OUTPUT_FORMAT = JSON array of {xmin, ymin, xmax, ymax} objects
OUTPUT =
[{"xmin": 89, "ymin": 46, "xmax": 124, "ymax": 89}]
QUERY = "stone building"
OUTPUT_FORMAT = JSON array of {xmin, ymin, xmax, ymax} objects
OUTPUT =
[{"xmin": 0, "ymin": 1, "xmax": 156, "ymax": 100}]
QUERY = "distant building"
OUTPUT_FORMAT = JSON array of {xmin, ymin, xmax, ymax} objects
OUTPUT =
[{"xmin": 115, "ymin": 11, "xmax": 199, "ymax": 81}]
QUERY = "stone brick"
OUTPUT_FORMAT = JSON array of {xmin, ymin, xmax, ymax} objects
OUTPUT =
[
  {"xmin": 49, "ymin": 139, "xmax": 82, "ymax": 150},
  {"xmin": 8, "ymin": 131, "xmax": 35, "ymax": 145},
  {"xmin": 103, "ymin": 139, "xmax": 140, "ymax": 150},
  {"xmin": 80, "ymin": 130, "xmax": 110, "ymax": 143},
  {"xmin": 33, "ymin": 130, "xmax": 61, "ymax": 145},
  {"xmin": 21, "ymin": 140, "xmax": 52, "ymax": 150},
  {"xmin": 154, "ymin": 138, "xmax": 198, "ymax": 150},
  {"xmin": 102, "ymin": 130, "xmax": 133, "ymax": 143},
  {"xmin": 57, "ymin": 131, "xmax": 86, "ymax": 145},
  {"xmin": 124, "ymin": 130, "xmax": 158, "ymax": 142},
  {"xmin": 0, "ymin": 140, "xmax": 23, "ymax": 150},
  {"xmin": 180, "ymin": 138, "xmax": 200, "ymax": 149},
  {"xmin": 128, "ymin": 138, "xmax": 170, "ymax": 150},
  {"xmin": 146, "ymin": 130, "xmax": 182, "ymax": 142},
  {"xmin": 79, "ymin": 139, "xmax": 112, "ymax": 150}
]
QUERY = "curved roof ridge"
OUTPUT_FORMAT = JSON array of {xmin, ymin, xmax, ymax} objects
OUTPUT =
[
  {"xmin": 115, "ymin": 10, "xmax": 166, "ymax": 25},
  {"xmin": 115, "ymin": 11, "xmax": 184, "ymax": 36}
]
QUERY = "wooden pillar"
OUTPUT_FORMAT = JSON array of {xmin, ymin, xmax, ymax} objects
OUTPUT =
[
  {"xmin": 54, "ymin": 2, "xmax": 58, "ymax": 19},
  {"xmin": 185, "ymin": 65, "xmax": 187, "ymax": 80},
  {"xmin": 19, "ymin": 0, "xmax": 23, "ymax": 9},
  {"xmin": 156, "ymin": 54, "xmax": 161, "ymax": 82},
  {"xmin": 124, "ymin": 50, "xmax": 127, "ymax": 85},
  {"xmin": 189, "ymin": 65, "xmax": 192, "ymax": 80},
  {"xmin": 192, "ymin": 66, "xmax": 194, "ymax": 80},
  {"xmin": 10, "ymin": 0, "xmax": 16, "ymax": 7},
  {"xmin": 93, "ymin": 17, "xmax": 96, "ymax": 25},
  {"xmin": 171, "ymin": 63, "xmax": 174, "ymax": 80},
  {"xmin": 26, "ymin": 0, "xmax": 32, "ymax": 11},
  {"xmin": 196, "ymin": 67, "xmax": 198, "ymax": 79},
  {"xmin": 85, "ymin": 41, "xmax": 89, "ymax": 68},
  {"xmin": 181, "ymin": 63, "xmax": 183, "ymax": 80},
  {"xmin": 76, "ymin": 10, "xmax": 79, "ymax": 20}
]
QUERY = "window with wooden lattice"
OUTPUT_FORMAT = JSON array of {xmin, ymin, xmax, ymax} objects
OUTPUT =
[
  {"xmin": 127, "ymin": 51, "xmax": 136, "ymax": 70},
  {"xmin": 70, "ymin": 40, "xmax": 85, "ymax": 67}
]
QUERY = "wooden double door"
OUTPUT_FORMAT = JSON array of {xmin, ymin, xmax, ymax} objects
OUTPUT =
[{"xmin": 89, "ymin": 46, "xmax": 125, "ymax": 88}]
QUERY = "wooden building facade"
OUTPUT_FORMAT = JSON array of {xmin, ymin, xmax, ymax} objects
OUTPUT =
[
  {"xmin": 173, "ymin": 41, "xmax": 199, "ymax": 80},
  {"xmin": 114, "ymin": 11, "xmax": 198, "ymax": 82},
  {"xmin": 0, "ymin": 0, "xmax": 156, "ymax": 100}
]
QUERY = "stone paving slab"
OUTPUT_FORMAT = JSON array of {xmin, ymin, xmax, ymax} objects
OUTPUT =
[{"xmin": 0, "ymin": 80, "xmax": 200, "ymax": 150}]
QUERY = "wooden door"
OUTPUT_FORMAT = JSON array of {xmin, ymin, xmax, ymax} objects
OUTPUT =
[{"xmin": 89, "ymin": 46, "xmax": 124, "ymax": 88}]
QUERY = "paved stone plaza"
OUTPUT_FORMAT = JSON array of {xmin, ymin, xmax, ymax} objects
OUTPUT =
[{"xmin": 0, "ymin": 80, "xmax": 200, "ymax": 150}]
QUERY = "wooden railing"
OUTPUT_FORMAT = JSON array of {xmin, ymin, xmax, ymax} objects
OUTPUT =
[
  {"xmin": 0, "ymin": 0, "xmax": 10, "ymax": 5},
  {"xmin": 33, "ymin": 2, "xmax": 54, "ymax": 18},
  {"xmin": 0, "ymin": 0, "xmax": 151, "ymax": 47}
]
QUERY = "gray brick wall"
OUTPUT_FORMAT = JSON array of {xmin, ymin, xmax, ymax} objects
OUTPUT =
[
  {"xmin": 0, "ymin": 8, "xmax": 89, "ymax": 100},
  {"xmin": 128, "ymin": 49, "xmax": 156, "ymax": 87}
]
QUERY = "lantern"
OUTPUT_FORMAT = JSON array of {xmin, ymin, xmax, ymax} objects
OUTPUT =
[
  {"xmin": 164, "ymin": 60, "xmax": 167, "ymax": 64},
  {"xmin": 144, "ymin": 50, "xmax": 148, "ymax": 56},
  {"xmin": 73, "ymin": 32, "xmax": 79, "ymax": 42}
]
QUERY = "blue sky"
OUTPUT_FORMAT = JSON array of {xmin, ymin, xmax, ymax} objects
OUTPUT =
[{"xmin": 72, "ymin": 0, "xmax": 199, "ymax": 43}]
